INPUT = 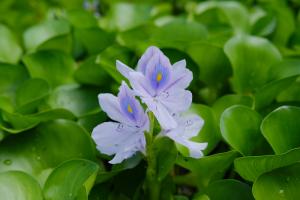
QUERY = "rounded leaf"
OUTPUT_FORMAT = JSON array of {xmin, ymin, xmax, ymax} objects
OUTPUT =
[
  {"xmin": 220, "ymin": 105, "xmax": 263, "ymax": 155},
  {"xmin": 0, "ymin": 171, "xmax": 43, "ymax": 200},
  {"xmin": 261, "ymin": 106, "xmax": 300, "ymax": 154}
]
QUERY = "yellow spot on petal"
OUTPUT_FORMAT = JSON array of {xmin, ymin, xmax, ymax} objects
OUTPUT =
[
  {"xmin": 127, "ymin": 104, "xmax": 133, "ymax": 113},
  {"xmin": 156, "ymin": 72, "xmax": 162, "ymax": 82}
]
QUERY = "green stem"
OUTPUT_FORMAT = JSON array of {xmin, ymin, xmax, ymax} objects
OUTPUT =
[{"xmin": 145, "ymin": 112, "xmax": 161, "ymax": 200}]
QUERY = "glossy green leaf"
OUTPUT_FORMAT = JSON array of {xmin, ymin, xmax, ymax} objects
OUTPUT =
[
  {"xmin": 95, "ymin": 45, "xmax": 133, "ymax": 83},
  {"xmin": 75, "ymin": 28, "xmax": 114, "ymax": 55},
  {"xmin": 254, "ymin": 76, "xmax": 298, "ymax": 109},
  {"xmin": 176, "ymin": 151, "xmax": 239, "ymax": 188},
  {"xmin": 15, "ymin": 78, "xmax": 50, "ymax": 113},
  {"xmin": 151, "ymin": 18, "xmax": 208, "ymax": 51},
  {"xmin": 74, "ymin": 56, "xmax": 112, "ymax": 86},
  {"xmin": 235, "ymin": 147, "xmax": 300, "ymax": 182},
  {"xmin": 23, "ymin": 19, "xmax": 71, "ymax": 52},
  {"xmin": 224, "ymin": 35, "xmax": 282, "ymax": 93},
  {"xmin": 43, "ymin": 159, "xmax": 99, "ymax": 200},
  {"xmin": 96, "ymin": 155, "xmax": 142, "ymax": 184},
  {"xmin": 0, "ymin": 120, "xmax": 96, "ymax": 184},
  {"xmin": 189, "ymin": 104, "xmax": 221, "ymax": 155},
  {"xmin": 66, "ymin": 10, "xmax": 97, "ymax": 29},
  {"xmin": 153, "ymin": 137, "xmax": 177, "ymax": 181},
  {"xmin": 253, "ymin": 162, "xmax": 300, "ymax": 200},
  {"xmin": 194, "ymin": 1, "xmax": 250, "ymax": 34},
  {"xmin": 261, "ymin": 106, "xmax": 300, "ymax": 154},
  {"xmin": 0, "ymin": 63, "xmax": 28, "ymax": 101},
  {"xmin": 220, "ymin": 105, "xmax": 263, "ymax": 155},
  {"xmin": 100, "ymin": 3, "xmax": 152, "ymax": 31},
  {"xmin": 23, "ymin": 50, "xmax": 76, "ymax": 87},
  {"xmin": 250, "ymin": 9, "xmax": 276, "ymax": 36},
  {"xmin": 212, "ymin": 94, "xmax": 253, "ymax": 122},
  {"xmin": 0, "ymin": 24, "xmax": 22, "ymax": 64},
  {"xmin": 37, "ymin": 34, "xmax": 72, "ymax": 54},
  {"xmin": 187, "ymin": 42, "xmax": 231, "ymax": 86},
  {"xmin": 204, "ymin": 179, "xmax": 254, "ymax": 200},
  {"xmin": 277, "ymin": 79, "xmax": 300, "ymax": 102},
  {"xmin": 47, "ymin": 84, "xmax": 99, "ymax": 117},
  {"xmin": 0, "ymin": 108, "xmax": 75, "ymax": 133},
  {"xmin": 0, "ymin": 171, "xmax": 43, "ymax": 200},
  {"xmin": 263, "ymin": 1, "xmax": 295, "ymax": 46}
]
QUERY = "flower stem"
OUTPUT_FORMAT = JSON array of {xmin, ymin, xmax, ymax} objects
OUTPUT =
[{"xmin": 145, "ymin": 112, "xmax": 161, "ymax": 200}]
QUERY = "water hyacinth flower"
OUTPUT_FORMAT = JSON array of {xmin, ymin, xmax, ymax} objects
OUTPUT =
[
  {"xmin": 161, "ymin": 114, "xmax": 207, "ymax": 158},
  {"xmin": 92, "ymin": 82, "xmax": 149, "ymax": 164},
  {"xmin": 117, "ymin": 46, "xmax": 193, "ymax": 129}
]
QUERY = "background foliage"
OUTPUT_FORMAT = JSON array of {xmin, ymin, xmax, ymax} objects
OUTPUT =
[{"xmin": 1, "ymin": 0, "xmax": 300, "ymax": 199}]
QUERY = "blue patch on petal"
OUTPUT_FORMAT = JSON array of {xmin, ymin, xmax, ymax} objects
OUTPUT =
[
  {"xmin": 150, "ymin": 63, "xmax": 170, "ymax": 91},
  {"xmin": 120, "ymin": 95, "xmax": 138, "ymax": 122}
]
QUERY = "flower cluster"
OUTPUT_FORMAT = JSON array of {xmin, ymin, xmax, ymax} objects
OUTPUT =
[{"xmin": 92, "ymin": 46, "xmax": 207, "ymax": 164}]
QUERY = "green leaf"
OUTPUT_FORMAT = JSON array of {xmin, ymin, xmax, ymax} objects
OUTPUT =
[
  {"xmin": 75, "ymin": 28, "xmax": 115, "ymax": 55},
  {"xmin": 212, "ymin": 94, "xmax": 253, "ymax": 122},
  {"xmin": 0, "ymin": 120, "xmax": 96, "ymax": 185},
  {"xmin": 253, "ymin": 162, "xmax": 300, "ymax": 200},
  {"xmin": 96, "ymin": 155, "xmax": 142, "ymax": 184},
  {"xmin": 65, "ymin": 10, "xmax": 97, "ymax": 29},
  {"xmin": 0, "ymin": 171, "xmax": 43, "ymax": 200},
  {"xmin": 47, "ymin": 84, "xmax": 99, "ymax": 117},
  {"xmin": 204, "ymin": 179, "xmax": 254, "ymax": 200},
  {"xmin": 0, "ymin": 24, "xmax": 22, "ymax": 64},
  {"xmin": 151, "ymin": 18, "xmax": 208, "ymax": 51},
  {"xmin": 250, "ymin": 9, "xmax": 276, "ymax": 36},
  {"xmin": 23, "ymin": 19, "xmax": 71, "ymax": 52},
  {"xmin": 176, "ymin": 151, "xmax": 239, "ymax": 188},
  {"xmin": 254, "ymin": 76, "xmax": 298, "ymax": 109},
  {"xmin": 194, "ymin": 1, "xmax": 250, "ymax": 34},
  {"xmin": 0, "ymin": 63, "xmax": 29, "ymax": 101},
  {"xmin": 153, "ymin": 137, "xmax": 177, "ymax": 181},
  {"xmin": 261, "ymin": 106, "xmax": 300, "ymax": 154},
  {"xmin": 100, "ymin": 3, "xmax": 152, "ymax": 31},
  {"xmin": 220, "ymin": 105, "xmax": 264, "ymax": 155},
  {"xmin": 189, "ymin": 104, "xmax": 221, "ymax": 155},
  {"xmin": 0, "ymin": 108, "xmax": 75, "ymax": 134},
  {"xmin": 235, "ymin": 147, "xmax": 300, "ymax": 182},
  {"xmin": 263, "ymin": 1, "xmax": 295, "ymax": 47},
  {"xmin": 224, "ymin": 35, "xmax": 282, "ymax": 93},
  {"xmin": 95, "ymin": 45, "xmax": 133, "ymax": 83},
  {"xmin": 187, "ymin": 41, "xmax": 231, "ymax": 86},
  {"xmin": 43, "ymin": 159, "xmax": 99, "ymax": 200},
  {"xmin": 74, "ymin": 56, "xmax": 112, "ymax": 86},
  {"xmin": 15, "ymin": 78, "xmax": 50, "ymax": 114},
  {"xmin": 23, "ymin": 50, "xmax": 76, "ymax": 87}
]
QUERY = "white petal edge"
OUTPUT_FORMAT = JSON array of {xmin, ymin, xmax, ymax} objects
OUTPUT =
[
  {"xmin": 98, "ymin": 93, "xmax": 133, "ymax": 126},
  {"xmin": 116, "ymin": 60, "xmax": 135, "ymax": 80},
  {"xmin": 92, "ymin": 122, "xmax": 145, "ymax": 164}
]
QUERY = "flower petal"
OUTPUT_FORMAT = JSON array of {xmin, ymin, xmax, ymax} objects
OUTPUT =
[
  {"xmin": 129, "ymin": 72, "xmax": 155, "ymax": 97},
  {"xmin": 92, "ymin": 122, "xmax": 146, "ymax": 164},
  {"xmin": 98, "ymin": 93, "xmax": 132, "ymax": 125},
  {"xmin": 178, "ymin": 114, "xmax": 205, "ymax": 138},
  {"xmin": 185, "ymin": 141, "xmax": 207, "ymax": 158},
  {"xmin": 143, "ymin": 97, "xmax": 177, "ymax": 129},
  {"xmin": 137, "ymin": 46, "xmax": 161, "ymax": 74},
  {"xmin": 165, "ymin": 59, "xmax": 193, "ymax": 90},
  {"xmin": 118, "ymin": 81, "xmax": 150, "ymax": 128},
  {"xmin": 162, "ymin": 114, "xmax": 207, "ymax": 158},
  {"xmin": 158, "ymin": 88, "xmax": 192, "ymax": 113},
  {"xmin": 116, "ymin": 60, "xmax": 135, "ymax": 79}
]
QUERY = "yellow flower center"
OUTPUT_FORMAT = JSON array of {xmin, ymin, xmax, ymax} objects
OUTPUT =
[
  {"xmin": 127, "ymin": 104, "xmax": 133, "ymax": 113},
  {"xmin": 156, "ymin": 72, "xmax": 162, "ymax": 82}
]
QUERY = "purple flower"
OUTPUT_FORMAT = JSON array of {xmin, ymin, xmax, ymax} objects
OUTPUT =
[
  {"xmin": 117, "ymin": 46, "xmax": 193, "ymax": 129},
  {"xmin": 92, "ymin": 82, "xmax": 149, "ymax": 164},
  {"xmin": 161, "ymin": 114, "xmax": 207, "ymax": 158}
]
